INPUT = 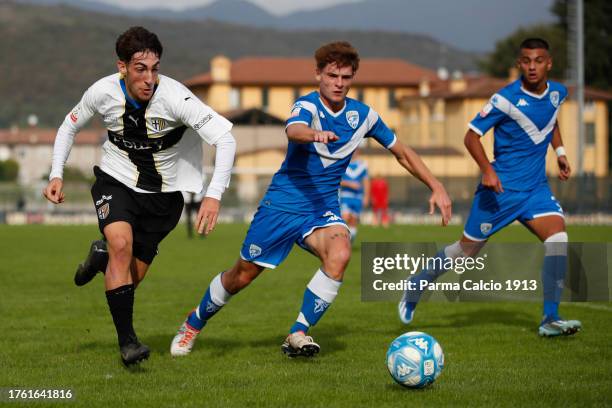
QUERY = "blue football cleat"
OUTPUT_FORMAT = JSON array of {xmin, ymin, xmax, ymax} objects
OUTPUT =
[{"xmin": 398, "ymin": 295, "xmax": 417, "ymax": 325}]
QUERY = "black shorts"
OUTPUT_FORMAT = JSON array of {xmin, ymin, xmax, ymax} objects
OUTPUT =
[{"xmin": 91, "ymin": 166, "xmax": 184, "ymax": 264}]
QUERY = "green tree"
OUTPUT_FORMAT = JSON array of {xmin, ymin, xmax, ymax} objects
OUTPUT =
[
  {"xmin": 479, "ymin": 25, "xmax": 567, "ymax": 80},
  {"xmin": 481, "ymin": 0, "xmax": 611, "ymax": 91},
  {"xmin": 0, "ymin": 159, "xmax": 19, "ymax": 181}
]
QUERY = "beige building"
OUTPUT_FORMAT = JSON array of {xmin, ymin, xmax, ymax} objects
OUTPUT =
[{"xmin": 0, "ymin": 127, "xmax": 105, "ymax": 185}]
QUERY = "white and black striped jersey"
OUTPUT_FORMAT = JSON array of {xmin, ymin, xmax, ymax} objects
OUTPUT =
[{"xmin": 51, "ymin": 73, "xmax": 233, "ymax": 194}]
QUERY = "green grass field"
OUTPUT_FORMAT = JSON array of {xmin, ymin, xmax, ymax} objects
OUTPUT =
[{"xmin": 0, "ymin": 224, "xmax": 610, "ymax": 407}]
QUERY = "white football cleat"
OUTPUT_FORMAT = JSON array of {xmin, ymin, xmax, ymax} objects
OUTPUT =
[
  {"xmin": 281, "ymin": 331, "xmax": 320, "ymax": 358},
  {"xmin": 170, "ymin": 319, "xmax": 201, "ymax": 357}
]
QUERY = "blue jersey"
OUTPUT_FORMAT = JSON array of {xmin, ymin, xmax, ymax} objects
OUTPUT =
[
  {"xmin": 340, "ymin": 160, "xmax": 369, "ymax": 200},
  {"xmin": 469, "ymin": 79, "xmax": 567, "ymax": 191},
  {"xmin": 261, "ymin": 92, "xmax": 396, "ymax": 214}
]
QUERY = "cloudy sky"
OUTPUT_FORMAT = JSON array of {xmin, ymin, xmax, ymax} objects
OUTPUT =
[{"xmin": 97, "ymin": 0, "xmax": 359, "ymax": 14}]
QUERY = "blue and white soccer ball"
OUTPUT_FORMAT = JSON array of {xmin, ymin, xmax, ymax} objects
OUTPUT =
[{"xmin": 386, "ymin": 331, "xmax": 444, "ymax": 388}]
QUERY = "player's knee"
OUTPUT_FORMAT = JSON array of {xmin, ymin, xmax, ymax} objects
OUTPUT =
[
  {"xmin": 544, "ymin": 231, "xmax": 568, "ymax": 256},
  {"xmin": 107, "ymin": 235, "xmax": 132, "ymax": 260}
]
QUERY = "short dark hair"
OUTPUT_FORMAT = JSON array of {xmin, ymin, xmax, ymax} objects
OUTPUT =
[
  {"xmin": 519, "ymin": 38, "xmax": 550, "ymax": 52},
  {"xmin": 314, "ymin": 41, "xmax": 360, "ymax": 73},
  {"xmin": 115, "ymin": 26, "xmax": 163, "ymax": 63}
]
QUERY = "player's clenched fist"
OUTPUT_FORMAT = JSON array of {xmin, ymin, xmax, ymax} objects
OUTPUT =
[
  {"xmin": 481, "ymin": 168, "xmax": 504, "ymax": 193},
  {"xmin": 43, "ymin": 177, "xmax": 65, "ymax": 204},
  {"xmin": 312, "ymin": 130, "xmax": 339, "ymax": 144}
]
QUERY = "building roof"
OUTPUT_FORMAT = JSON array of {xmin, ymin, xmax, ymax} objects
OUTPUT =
[
  {"xmin": 0, "ymin": 127, "xmax": 106, "ymax": 145},
  {"xmin": 185, "ymin": 57, "xmax": 437, "ymax": 87}
]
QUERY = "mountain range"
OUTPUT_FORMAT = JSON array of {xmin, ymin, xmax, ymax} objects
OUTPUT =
[{"xmin": 16, "ymin": 0, "xmax": 556, "ymax": 51}]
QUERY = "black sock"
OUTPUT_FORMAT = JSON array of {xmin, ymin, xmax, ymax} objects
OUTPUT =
[{"xmin": 105, "ymin": 284, "xmax": 137, "ymax": 347}]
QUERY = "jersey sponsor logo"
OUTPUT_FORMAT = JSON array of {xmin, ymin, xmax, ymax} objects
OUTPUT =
[
  {"xmin": 95, "ymin": 194, "xmax": 113, "ymax": 206},
  {"xmin": 314, "ymin": 298, "xmax": 330, "ymax": 314},
  {"xmin": 193, "ymin": 113, "xmax": 213, "ymax": 130},
  {"xmin": 550, "ymin": 91, "xmax": 560, "ymax": 108},
  {"xmin": 319, "ymin": 111, "xmax": 325, "ymax": 119},
  {"xmin": 322, "ymin": 210, "xmax": 342, "ymax": 222},
  {"xmin": 127, "ymin": 115, "xmax": 140, "ymax": 126},
  {"xmin": 249, "ymin": 244, "xmax": 262, "ymax": 258},
  {"xmin": 151, "ymin": 118, "xmax": 167, "ymax": 131},
  {"xmin": 108, "ymin": 132, "xmax": 164, "ymax": 151},
  {"xmin": 480, "ymin": 222, "xmax": 492, "ymax": 235},
  {"xmin": 516, "ymin": 98, "xmax": 529, "ymax": 107},
  {"xmin": 479, "ymin": 102, "xmax": 493, "ymax": 118},
  {"xmin": 70, "ymin": 105, "xmax": 81, "ymax": 123},
  {"xmin": 346, "ymin": 110, "xmax": 359, "ymax": 129},
  {"xmin": 97, "ymin": 203, "xmax": 110, "ymax": 220},
  {"xmin": 102, "ymin": 114, "xmax": 121, "ymax": 125}
]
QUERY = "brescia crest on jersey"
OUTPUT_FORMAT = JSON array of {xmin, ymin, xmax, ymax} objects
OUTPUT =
[
  {"xmin": 346, "ymin": 110, "xmax": 359, "ymax": 129},
  {"xmin": 549, "ymin": 91, "xmax": 559, "ymax": 108}
]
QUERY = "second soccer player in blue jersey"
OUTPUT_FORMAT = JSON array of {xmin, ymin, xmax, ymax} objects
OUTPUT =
[
  {"xmin": 171, "ymin": 41, "xmax": 452, "ymax": 357},
  {"xmin": 340, "ymin": 149, "xmax": 369, "ymax": 242},
  {"xmin": 398, "ymin": 38, "xmax": 581, "ymax": 337}
]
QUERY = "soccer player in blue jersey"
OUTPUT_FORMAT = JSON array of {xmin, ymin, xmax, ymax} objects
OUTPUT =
[
  {"xmin": 398, "ymin": 38, "xmax": 581, "ymax": 337},
  {"xmin": 171, "ymin": 41, "xmax": 452, "ymax": 357},
  {"xmin": 340, "ymin": 148, "xmax": 369, "ymax": 242}
]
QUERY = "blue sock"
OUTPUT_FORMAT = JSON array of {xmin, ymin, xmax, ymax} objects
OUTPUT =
[
  {"xmin": 542, "ymin": 254, "xmax": 567, "ymax": 321},
  {"xmin": 187, "ymin": 273, "xmax": 232, "ymax": 331},
  {"xmin": 290, "ymin": 269, "xmax": 341, "ymax": 334}
]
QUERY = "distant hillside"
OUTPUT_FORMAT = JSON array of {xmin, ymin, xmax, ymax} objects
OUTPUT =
[{"xmin": 0, "ymin": 1, "xmax": 479, "ymax": 127}]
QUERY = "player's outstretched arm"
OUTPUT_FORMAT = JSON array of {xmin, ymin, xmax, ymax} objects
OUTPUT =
[
  {"xmin": 550, "ymin": 122, "xmax": 571, "ymax": 181},
  {"xmin": 44, "ymin": 86, "xmax": 97, "ymax": 204},
  {"xmin": 389, "ymin": 140, "xmax": 452, "ymax": 225},
  {"xmin": 198, "ymin": 132, "xmax": 236, "ymax": 235},
  {"xmin": 286, "ymin": 123, "xmax": 338, "ymax": 144},
  {"xmin": 464, "ymin": 129, "xmax": 503, "ymax": 193}
]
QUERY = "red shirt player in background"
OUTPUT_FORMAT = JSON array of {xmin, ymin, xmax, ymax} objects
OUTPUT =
[{"xmin": 370, "ymin": 177, "xmax": 389, "ymax": 227}]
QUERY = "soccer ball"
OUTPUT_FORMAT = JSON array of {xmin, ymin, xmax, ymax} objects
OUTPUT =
[{"xmin": 386, "ymin": 331, "xmax": 444, "ymax": 388}]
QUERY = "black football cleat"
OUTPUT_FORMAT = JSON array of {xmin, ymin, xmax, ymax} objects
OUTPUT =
[
  {"xmin": 120, "ymin": 338, "xmax": 150, "ymax": 366},
  {"xmin": 74, "ymin": 240, "xmax": 108, "ymax": 286}
]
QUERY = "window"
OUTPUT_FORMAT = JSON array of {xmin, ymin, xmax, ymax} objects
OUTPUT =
[
  {"xmin": 388, "ymin": 88, "xmax": 398, "ymax": 109},
  {"xmin": 229, "ymin": 88, "xmax": 241, "ymax": 109},
  {"xmin": 357, "ymin": 88, "xmax": 364, "ymax": 102},
  {"xmin": 585, "ymin": 122, "xmax": 595, "ymax": 146},
  {"xmin": 261, "ymin": 87, "xmax": 269, "ymax": 110}
]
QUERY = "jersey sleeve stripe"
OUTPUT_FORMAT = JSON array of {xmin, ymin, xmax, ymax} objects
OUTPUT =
[{"xmin": 468, "ymin": 123, "xmax": 484, "ymax": 136}]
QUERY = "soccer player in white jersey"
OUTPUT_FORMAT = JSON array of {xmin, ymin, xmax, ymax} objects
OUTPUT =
[
  {"xmin": 170, "ymin": 41, "xmax": 452, "ymax": 358},
  {"xmin": 340, "ymin": 148, "xmax": 370, "ymax": 242},
  {"xmin": 398, "ymin": 38, "xmax": 581, "ymax": 337},
  {"xmin": 43, "ymin": 27, "xmax": 236, "ymax": 365}
]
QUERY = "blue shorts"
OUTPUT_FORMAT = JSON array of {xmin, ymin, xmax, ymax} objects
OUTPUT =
[
  {"xmin": 240, "ymin": 206, "xmax": 348, "ymax": 269},
  {"xmin": 340, "ymin": 196, "xmax": 363, "ymax": 216},
  {"xmin": 464, "ymin": 183, "xmax": 564, "ymax": 241}
]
